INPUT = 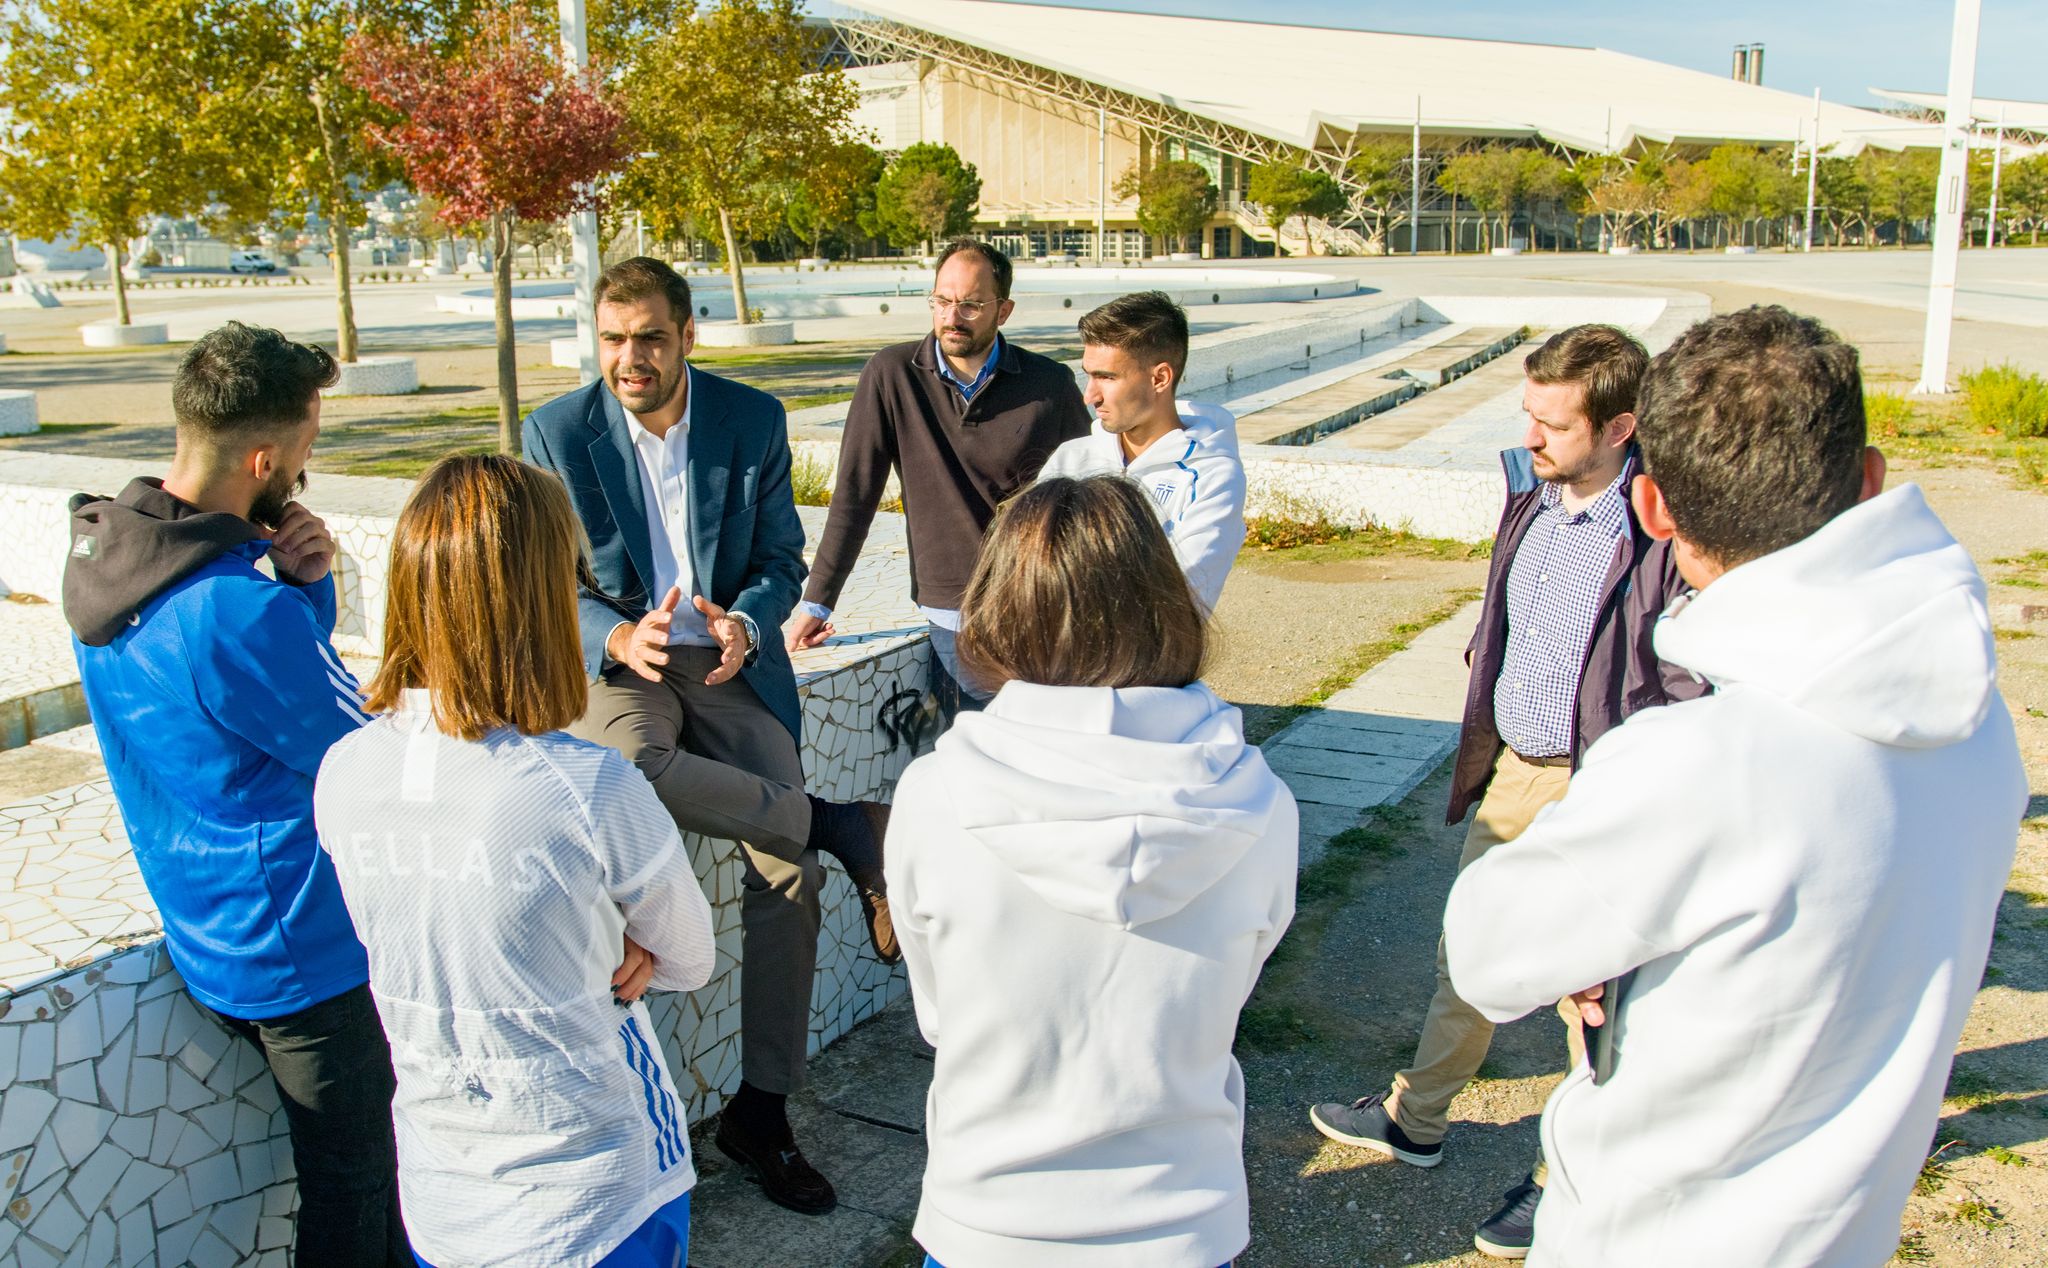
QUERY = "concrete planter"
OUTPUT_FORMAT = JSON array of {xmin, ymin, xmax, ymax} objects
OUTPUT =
[
  {"xmin": 695, "ymin": 320, "xmax": 796, "ymax": 348},
  {"xmin": 1168, "ymin": 251, "xmax": 1202, "ymax": 262},
  {"xmin": 1607, "ymin": 245, "xmax": 1638, "ymax": 256},
  {"xmin": 1489, "ymin": 246, "xmax": 1523, "ymax": 257},
  {"xmin": 0, "ymin": 389, "xmax": 38, "ymax": 436},
  {"xmin": 1724, "ymin": 245, "xmax": 1759, "ymax": 255},
  {"xmin": 325, "ymin": 355, "xmax": 419, "ymax": 396},
  {"xmin": 551, "ymin": 337, "xmax": 598, "ymax": 370},
  {"xmin": 796, "ymin": 257, "xmax": 831, "ymax": 270},
  {"xmin": 80, "ymin": 320, "xmax": 168, "ymax": 348}
]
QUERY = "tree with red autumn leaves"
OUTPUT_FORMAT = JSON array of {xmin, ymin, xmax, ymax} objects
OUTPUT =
[{"xmin": 347, "ymin": 13, "xmax": 628, "ymax": 454}]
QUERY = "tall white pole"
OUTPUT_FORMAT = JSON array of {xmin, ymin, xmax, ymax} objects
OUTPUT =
[
  {"xmin": 1410, "ymin": 97, "xmax": 1421, "ymax": 256},
  {"xmin": 560, "ymin": 0, "xmax": 601, "ymax": 386},
  {"xmin": 1986, "ymin": 104, "xmax": 2006, "ymax": 249},
  {"xmin": 1804, "ymin": 88, "xmax": 1820, "ymax": 252},
  {"xmin": 1914, "ymin": 0, "xmax": 1981, "ymax": 396},
  {"xmin": 1096, "ymin": 107, "xmax": 1107, "ymax": 264}
]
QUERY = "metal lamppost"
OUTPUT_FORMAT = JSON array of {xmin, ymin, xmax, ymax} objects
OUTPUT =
[
  {"xmin": 560, "ymin": 0, "xmax": 601, "ymax": 386},
  {"xmin": 1914, "ymin": 0, "xmax": 1982, "ymax": 396}
]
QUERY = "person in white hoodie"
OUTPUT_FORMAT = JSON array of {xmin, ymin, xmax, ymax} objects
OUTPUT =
[
  {"xmin": 1443, "ymin": 306, "xmax": 2027, "ymax": 1267},
  {"xmin": 315, "ymin": 455, "xmax": 717, "ymax": 1268},
  {"xmin": 1036, "ymin": 291, "xmax": 1247, "ymax": 611},
  {"xmin": 885, "ymin": 475, "xmax": 1297, "ymax": 1268}
]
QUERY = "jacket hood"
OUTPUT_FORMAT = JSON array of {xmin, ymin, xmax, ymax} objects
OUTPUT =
[
  {"xmin": 929, "ymin": 681, "xmax": 1287, "ymax": 927},
  {"xmin": 1652, "ymin": 484, "xmax": 1994, "ymax": 748},
  {"xmin": 63, "ymin": 478, "xmax": 261, "ymax": 646},
  {"xmin": 1176, "ymin": 399, "xmax": 1240, "ymax": 456}
]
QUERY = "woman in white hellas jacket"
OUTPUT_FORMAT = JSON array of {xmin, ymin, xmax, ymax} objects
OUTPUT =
[
  {"xmin": 314, "ymin": 455, "xmax": 715, "ymax": 1268},
  {"xmin": 887, "ymin": 475, "xmax": 1299, "ymax": 1268}
]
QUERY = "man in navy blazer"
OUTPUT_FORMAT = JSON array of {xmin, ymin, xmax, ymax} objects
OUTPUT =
[{"xmin": 524, "ymin": 258, "xmax": 891, "ymax": 1217}]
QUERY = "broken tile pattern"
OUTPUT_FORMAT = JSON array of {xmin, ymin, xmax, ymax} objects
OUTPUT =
[{"xmin": 2, "ymin": 480, "xmax": 932, "ymax": 1263}]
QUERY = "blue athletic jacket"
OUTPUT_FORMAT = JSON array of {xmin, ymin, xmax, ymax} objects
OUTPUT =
[{"xmin": 65, "ymin": 478, "xmax": 371, "ymax": 1020}]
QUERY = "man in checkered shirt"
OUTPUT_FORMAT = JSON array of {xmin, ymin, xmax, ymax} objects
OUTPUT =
[{"xmin": 1309, "ymin": 324, "xmax": 1706, "ymax": 1259}]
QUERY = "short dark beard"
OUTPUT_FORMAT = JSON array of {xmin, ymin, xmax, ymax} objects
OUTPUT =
[
  {"xmin": 251, "ymin": 468, "xmax": 307, "ymax": 528},
  {"xmin": 609, "ymin": 357, "xmax": 685, "ymax": 415}
]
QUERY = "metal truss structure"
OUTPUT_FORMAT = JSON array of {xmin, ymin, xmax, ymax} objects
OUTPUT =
[{"xmin": 832, "ymin": 17, "xmax": 1530, "ymax": 246}]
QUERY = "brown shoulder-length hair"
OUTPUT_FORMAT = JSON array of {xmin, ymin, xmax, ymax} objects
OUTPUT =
[
  {"xmin": 364, "ymin": 454, "xmax": 588, "ymax": 739},
  {"xmin": 956, "ymin": 476, "xmax": 1206, "ymax": 692}
]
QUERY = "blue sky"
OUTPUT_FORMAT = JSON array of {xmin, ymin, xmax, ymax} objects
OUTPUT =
[{"xmin": 817, "ymin": 1, "xmax": 2045, "ymax": 110}]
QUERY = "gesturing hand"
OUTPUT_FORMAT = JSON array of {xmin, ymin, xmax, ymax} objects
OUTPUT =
[
  {"xmin": 267, "ymin": 502, "xmax": 337, "ymax": 586},
  {"xmin": 786, "ymin": 611, "xmax": 834, "ymax": 652},
  {"xmin": 608, "ymin": 586, "xmax": 683, "ymax": 682},
  {"xmin": 696, "ymin": 595, "xmax": 750, "ymax": 686}
]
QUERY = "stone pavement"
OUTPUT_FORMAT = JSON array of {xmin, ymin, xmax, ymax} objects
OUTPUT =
[{"xmin": 1262, "ymin": 600, "xmax": 1480, "ymax": 861}]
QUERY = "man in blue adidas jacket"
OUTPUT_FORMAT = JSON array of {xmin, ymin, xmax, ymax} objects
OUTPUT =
[{"xmin": 63, "ymin": 322, "xmax": 408, "ymax": 1265}]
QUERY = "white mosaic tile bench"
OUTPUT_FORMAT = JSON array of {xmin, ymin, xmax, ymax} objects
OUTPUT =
[{"xmin": 0, "ymin": 454, "xmax": 934, "ymax": 1267}]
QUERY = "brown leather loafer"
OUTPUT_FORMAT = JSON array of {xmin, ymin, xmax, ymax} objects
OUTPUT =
[
  {"xmin": 854, "ymin": 801, "xmax": 901, "ymax": 964},
  {"xmin": 714, "ymin": 1116, "xmax": 838, "ymax": 1216}
]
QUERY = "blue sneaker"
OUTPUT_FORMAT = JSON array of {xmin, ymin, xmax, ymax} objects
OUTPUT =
[
  {"xmin": 1474, "ymin": 1172, "xmax": 1542, "ymax": 1259},
  {"xmin": 1308, "ymin": 1093, "xmax": 1444, "ymax": 1168}
]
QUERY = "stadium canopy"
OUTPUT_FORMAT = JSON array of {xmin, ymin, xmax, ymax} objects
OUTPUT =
[
  {"xmin": 839, "ymin": 0, "xmax": 1940, "ymax": 158},
  {"xmin": 1870, "ymin": 89, "xmax": 2048, "ymax": 141}
]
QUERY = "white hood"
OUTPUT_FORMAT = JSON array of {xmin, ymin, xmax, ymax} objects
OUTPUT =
[
  {"xmin": 1173, "ymin": 398, "xmax": 1241, "ymax": 456},
  {"xmin": 1653, "ymin": 483, "xmax": 1995, "ymax": 748},
  {"xmin": 931, "ymin": 680, "xmax": 1286, "ymax": 927}
]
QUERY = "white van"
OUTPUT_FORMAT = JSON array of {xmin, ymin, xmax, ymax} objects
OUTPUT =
[{"xmin": 228, "ymin": 250, "xmax": 278, "ymax": 274}]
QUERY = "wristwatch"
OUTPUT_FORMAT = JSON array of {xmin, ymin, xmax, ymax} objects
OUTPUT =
[{"xmin": 732, "ymin": 610, "xmax": 761, "ymax": 667}]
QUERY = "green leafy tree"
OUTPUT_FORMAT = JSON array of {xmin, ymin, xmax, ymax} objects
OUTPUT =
[
  {"xmin": 2003, "ymin": 154, "xmax": 2048, "ymax": 246},
  {"xmin": 619, "ymin": 0, "xmax": 860, "ymax": 324},
  {"xmin": 1813, "ymin": 153, "xmax": 1872, "ymax": 247},
  {"xmin": 870, "ymin": 143, "xmax": 982, "ymax": 254},
  {"xmin": 1115, "ymin": 159, "xmax": 1218, "ymax": 254},
  {"xmin": 1343, "ymin": 135, "xmax": 1412, "ymax": 252},
  {"xmin": 1247, "ymin": 162, "xmax": 1344, "ymax": 255},
  {"xmin": 1437, "ymin": 148, "xmax": 1513, "ymax": 250},
  {"xmin": 0, "ymin": 0, "xmax": 251, "ymax": 326},
  {"xmin": 1658, "ymin": 157, "xmax": 1717, "ymax": 251},
  {"xmin": 784, "ymin": 140, "xmax": 885, "ymax": 258},
  {"xmin": 1701, "ymin": 144, "xmax": 1799, "ymax": 247},
  {"xmin": 1860, "ymin": 148, "xmax": 1938, "ymax": 248}
]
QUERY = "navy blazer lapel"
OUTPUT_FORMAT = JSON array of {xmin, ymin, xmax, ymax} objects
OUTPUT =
[
  {"xmin": 687, "ymin": 366, "xmax": 733, "ymax": 593},
  {"xmin": 584, "ymin": 385, "xmax": 656, "ymax": 604}
]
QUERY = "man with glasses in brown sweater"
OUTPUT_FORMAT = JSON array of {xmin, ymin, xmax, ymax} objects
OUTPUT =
[{"xmin": 786, "ymin": 238, "xmax": 1090, "ymax": 715}]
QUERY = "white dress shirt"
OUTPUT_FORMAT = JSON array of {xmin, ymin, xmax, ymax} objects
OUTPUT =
[{"xmin": 625, "ymin": 370, "xmax": 713, "ymax": 647}]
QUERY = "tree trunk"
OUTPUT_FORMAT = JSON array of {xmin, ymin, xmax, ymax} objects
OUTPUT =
[
  {"xmin": 311, "ymin": 85, "xmax": 359, "ymax": 364},
  {"xmin": 109, "ymin": 241, "xmax": 131, "ymax": 326},
  {"xmin": 492, "ymin": 212, "xmax": 520, "ymax": 457},
  {"xmin": 718, "ymin": 207, "xmax": 751, "ymax": 324}
]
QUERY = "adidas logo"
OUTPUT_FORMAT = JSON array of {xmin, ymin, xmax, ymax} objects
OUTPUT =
[{"xmin": 70, "ymin": 534, "xmax": 96, "ymax": 559}]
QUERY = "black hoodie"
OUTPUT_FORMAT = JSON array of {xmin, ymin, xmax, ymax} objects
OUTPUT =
[{"xmin": 64, "ymin": 478, "xmax": 262, "ymax": 647}]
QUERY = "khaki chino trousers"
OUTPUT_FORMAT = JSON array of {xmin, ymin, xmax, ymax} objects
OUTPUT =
[
  {"xmin": 1385, "ymin": 746, "xmax": 1581, "ymax": 1160},
  {"xmin": 571, "ymin": 646, "xmax": 823, "ymax": 1095}
]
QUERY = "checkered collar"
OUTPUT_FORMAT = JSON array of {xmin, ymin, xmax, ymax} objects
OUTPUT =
[{"xmin": 1539, "ymin": 464, "xmax": 1631, "ymax": 536}]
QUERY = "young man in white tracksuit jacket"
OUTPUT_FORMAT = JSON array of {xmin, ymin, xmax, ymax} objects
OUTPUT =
[
  {"xmin": 1037, "ymin": 291, "xmax": 1246, "ymax": 610},
  {"xmin": 1443, "ymin": 306, "xmax": 2026, "ymax": 1267}
]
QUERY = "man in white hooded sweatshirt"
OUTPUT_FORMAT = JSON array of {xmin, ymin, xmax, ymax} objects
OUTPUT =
[
  {"xmin": 1037, "ymin": 291, "xmax": 1246, "ymax": 611},
  {"xmin": 1444, "ymin": 305, "xmax": 2026, "ymax": 1267}
]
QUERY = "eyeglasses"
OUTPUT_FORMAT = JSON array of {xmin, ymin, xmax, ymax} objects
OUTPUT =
[{"xmin": 928, "ymin": 295, "xmax": 994, "ymax": 320}]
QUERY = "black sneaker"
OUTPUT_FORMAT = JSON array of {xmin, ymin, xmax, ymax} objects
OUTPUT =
[
  {"xmin": 1307, "ymin": 1093, "xmax": 1443, "ymax": 1168},
  {"xmin": 1474, "ymin": 1172, "xmax": 1542, "ymax": 1259}
]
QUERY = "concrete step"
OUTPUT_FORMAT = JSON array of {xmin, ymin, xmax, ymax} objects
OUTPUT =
[
  {"xmin": 1382, "ymin": 325, "xmax": 1528, "ymax": 388},
  {"xmin": 1319, "ymin": 338, "xmax": 1544, "ymax": 453},
  {"xmin": 1231, "ymin": 325, "xmax": 1528, "ymax": 449},
  {"xmin": 1235, "ymin": 374, "xmax": 1422, "ymax": 446}
]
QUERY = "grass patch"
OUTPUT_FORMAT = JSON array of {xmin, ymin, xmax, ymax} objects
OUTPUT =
[
  {"xmin": 1242, "ymin": 489, "xmax": 1491, "ymax": 560},
  {"xmin": 1947, "ymin": 1198, "xmax": 2002, "ymax": 1229},
  {"xmin": 780, "ymin": 390, "xmax": 857, "ymax": 412},
  {"xmin": 1986, "ymin": 1145, "xmax": 2028, "ymax": 1168},
  {"xmin": 1867, "ymin": 378, "xmax": 2048, "ymax": 490},
  {"xmin": 1959, "ymin": 363, "xmax": 2048, "ymax": 439},
  {"xmin": 1893, "ymin": 1231, "xmax": 1933, "ymax": 1262},
  {"xmin": 791, "ymin": 452, "xmax": 834, "ymax": 507},
  {"xmin": 1994, "ymin": 628, "xmax": 2036, "ymax": 641},
  {"xmin": 1300, "ymin": 590, "xmax": 1484, "ymax": 711},
  {"xmin": 1945, "ymin": 1069, "xmax": 2001, "ymax": 1111}
]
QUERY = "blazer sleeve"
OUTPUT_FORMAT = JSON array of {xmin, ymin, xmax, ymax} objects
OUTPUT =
[
  {"xmin": 729, "ymin": 397, "xmax": 808, "ymax": 639},
  {"xmin": 525, "ymin": 407, "xmax": 636, "ymax": 675}
]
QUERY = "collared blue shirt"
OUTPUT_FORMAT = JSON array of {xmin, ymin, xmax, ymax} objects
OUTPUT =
[
  {"xmin": 1493, "ymin": 468, "xmax": 1631, "ymax": 758},
  {"xmin": 935, "ymin": 332, "xmax": 1003, "ymax": 404}
]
